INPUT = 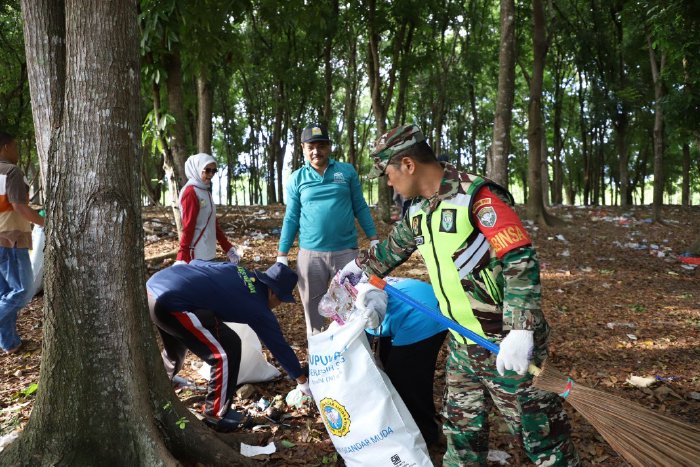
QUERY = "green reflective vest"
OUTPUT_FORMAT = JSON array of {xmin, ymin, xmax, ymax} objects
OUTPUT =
[{"xmin": 408, "ymin": 176, "xmax": 513, "ymax": 344}]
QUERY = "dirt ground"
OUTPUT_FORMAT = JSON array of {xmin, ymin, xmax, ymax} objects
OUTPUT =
[{"xmin": 1, "ymin": 203, "xmax": 698, "ymax": 466}]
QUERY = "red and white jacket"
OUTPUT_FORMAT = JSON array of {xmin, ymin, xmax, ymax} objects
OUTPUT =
[{"xmin": 176, "ymin": 184, "xmax": 232, "ymax": 262}]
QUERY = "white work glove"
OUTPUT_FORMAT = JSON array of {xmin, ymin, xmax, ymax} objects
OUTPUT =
[
  {"xmin": 355, "ymin": 282, "xmax": 388, "ymax": 329},
  {"xmin": 173, "ymin": 260, "xmax": 187, "ymax": 266},
  {"xmin": 297, "ymin": 381, "xmax": 312, "ymax": 397},
  {"xmin": 227, "ymin": 247, "xmax": 241, "ymax": 265},
  {"xmin": 338, "ymin": 259, "xmax": 366, "ymax": 286},
  {"xmin": 496, "ymin": 330, "xmax": 534, "ymax": 376},
  {"xmin": 370, "ymin": 239, "xmax": 379, "ymax": 248},
  {"xmin": 276, "ymin": 256, "xmax": 289, "ymax": 266}
]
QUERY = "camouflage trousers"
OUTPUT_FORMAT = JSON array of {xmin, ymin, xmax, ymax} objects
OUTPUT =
[{"xmin": 442, "ymin": 337, "xmax": 579, "ymax": 467}]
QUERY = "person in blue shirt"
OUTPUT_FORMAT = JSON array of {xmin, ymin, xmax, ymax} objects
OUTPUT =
[
  {"xmin": 146, "ymin": 261, "xmax": 310, "ymax": 432},
  {"xmin": 276, "ymin": 123, "xmax": 378, "ymax": 335},
  {"xmin": 358, "ymin": 277, "xmax": 448, "ymax": 447}
]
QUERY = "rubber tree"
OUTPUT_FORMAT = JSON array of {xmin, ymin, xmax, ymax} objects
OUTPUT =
[
  {"xmin": 488, "ymin": 0, "xmax": 516, "ymax": 187},
  {"xmin": 5, "ymin": 1, "xmax": 255, "ymax": 464}
]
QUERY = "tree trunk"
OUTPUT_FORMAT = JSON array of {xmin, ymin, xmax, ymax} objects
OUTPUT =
[
  {"xmin": 367, "ymin": 0, "xmax": 393, "ymax": 222},
  {"xmin": 540, "ymin": 126, "xmax": 550, "ymax": 207},
  {"xmin": 345, "ymin": 34, "xmax": 358, "ymax": 168},
  {"xmin": 165, "ymin": 49, "xmax": 188, "ymax": 188},
  {"xmin": 578, "ymin": 70, "xmax": 591, "ymax": 205},
  {"xmin": 8, "ymin": 2, "xmax": 254, "ymax": 464},
  {"xmin": 196, "ymin": 72, "xmax": 213, "ymax": 155},
  {"xmin": 321, "ymin": 0, "xmax": 338, "ymax": 128},
  {"xmin": 219, "ymin": 86, "xmax": 237, "ymax": 205},
  {"xmin": 596, "ymin": 123, "xmax": 606, "ymax": 205},
  {"xmin": 647, "ymin": 34, "xmax": 666, "ymax": 222},
  {"xmin": 526, "ymin": 0, "xmax": 559, "ymax": 226},
  {"xmin": 266, "ymin": 84, "xmax": 284, "ymax": 204},
  {"xmin": 488, "ymin": 0, "xmax": 515, "ymax": 187},
  {"xmin": 152, "ymin": 82, "xmax": 183, "ymax": 233},
  {"xmin": 681, "ymin": 142, "xmax": 690, "ymax": 207},
  {"xmin": 20, "ymin": 0, "xmax": 64, "ymax": 186},
  {"xmin": 550, "ymin": 50, "xmax": 565, "ymax": 205},
  {"xmin": 469, "ymin": 83, "xmax": 479, "ymax": 173},
  {"xmin": 393, "ymin": 23, "xmax": 415, "ymax": 130},
  {"xmin": 613, "ymin": 11, "xmax": 630, "ymax": 209}
]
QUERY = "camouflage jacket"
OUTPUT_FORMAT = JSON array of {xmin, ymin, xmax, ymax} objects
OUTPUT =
[{"xmin": 358, "ymin": 164, "xmax": 548, "ymax": 343}]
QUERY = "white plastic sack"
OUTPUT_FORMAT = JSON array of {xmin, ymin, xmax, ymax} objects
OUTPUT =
[
  {"xmin": 198, "ymin": 323, "xmax": 281, "ymax": 384},
  {"xmin": 29, "ymin": 225, "xmax": 45, "ymax": 297},
  {"xmin": 308, "ymin": 318, "xmax": 431, "ymax": 467}
]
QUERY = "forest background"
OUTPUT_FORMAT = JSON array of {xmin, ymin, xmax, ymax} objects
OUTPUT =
[
  {"xmin": 2, "ymin": 0, "xmax": 700, "ymax": 222},
  {"xmin": 0, "ymin": 0, "xmax": 698, "ymax": 465}
]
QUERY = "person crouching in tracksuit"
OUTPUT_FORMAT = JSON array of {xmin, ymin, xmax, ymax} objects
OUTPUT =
[{"xmin": 146, "ymin": 261, "xmax": 311, "ymax": 431}]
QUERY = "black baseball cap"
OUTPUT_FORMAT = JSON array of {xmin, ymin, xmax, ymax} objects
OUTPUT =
[{"xmin": 301, "ymin": 124, "xmax": 330, "ymax": 143}]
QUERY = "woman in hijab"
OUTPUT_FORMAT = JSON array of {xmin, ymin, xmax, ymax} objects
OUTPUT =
[{"xmin": 176, "ymin": 153, "xmax": 240, "ymax": 264}]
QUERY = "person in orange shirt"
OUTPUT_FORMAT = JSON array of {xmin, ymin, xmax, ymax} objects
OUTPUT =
[{"xmin": 0, "ymin": 131, "xmax": 44, "ymax": 354}]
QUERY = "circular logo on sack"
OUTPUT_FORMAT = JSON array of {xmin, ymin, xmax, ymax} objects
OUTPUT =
[{"xmin": 319, "ymin": 397, "xmax": 350, "ymax": 437}]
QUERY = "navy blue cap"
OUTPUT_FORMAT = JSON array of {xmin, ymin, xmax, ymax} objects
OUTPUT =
[{"xmin": 254, "ymin": 263, "xmax": 298, "ymax": 303}]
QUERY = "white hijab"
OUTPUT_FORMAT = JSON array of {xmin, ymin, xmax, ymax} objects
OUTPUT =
[{"xmin": 180, "ymin": 153, "xmax": 216, "ymax": 202}]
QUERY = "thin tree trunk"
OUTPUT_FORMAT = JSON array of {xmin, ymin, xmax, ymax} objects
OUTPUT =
[
  {"xmin": 613, "ymin": 11, "xmax": 630, "ymax": 209},
  {"xmin": 345, "ymin": 34, "xmax": 358, "ymax": 169},
  {"xmin": 526, "ymin": 0, "xmax": 559, "ymax": 226},
  {"xmin": 578, "ymin": 70, "xmax": 591, "ymax": 205},
  {"xmin": 393, "ymin": 23, "xmax": 415, "ymax": 130},
  {"xmin": 489, "ymin": 0, "xmax": 515, "ymax": 186},
  {"xmin": 267, "ymin": 83, "xmax": 284, "ymax": 204},
  {"xmin": 540, "ymin": 125, "xmax": 550, "ymax": 207},
  {"xmin": 196, "ymin": 72, "xmax": 213, "ymax": 155},
  {"xmin": 367, "ymin": 0, "xmax": 396, "ymax": 221},
  {"xmin": 469, "ymin": 83, "xmax": 479, "ymax": 173},
  {"xmin": 152, "ymin": 81, "xmax": 183, "ymax": 233},
  {"xmin": 647, "ymin": 34, "xmax": 666, "ymax": 222},
  {"xmin": 681, "ymin": 142, "xmax": 690, "ymax": 207},
  {"xmin": 165, "ymin": 49, "xmax": 188, "ymax": 187},
  {"xmin": 551, "ymin": 51, "xmax": 566, "ymax": 205}
]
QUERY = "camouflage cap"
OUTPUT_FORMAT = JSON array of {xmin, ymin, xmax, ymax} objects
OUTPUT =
[{"xmin": 368, "ymin": 124, "xmax": 425, "ymax": 178}]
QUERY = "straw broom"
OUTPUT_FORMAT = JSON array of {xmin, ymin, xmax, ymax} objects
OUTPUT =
[{"xmin": 369, "ymin": 275, "xmax": 700, "ymax": 467}]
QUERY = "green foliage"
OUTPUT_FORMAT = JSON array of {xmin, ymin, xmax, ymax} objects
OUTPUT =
[
  {"xmin": 279, "ymin": 439, "xmax": 296, "ymax": 448},
  {"xmin": 176, "ymin": 416, "xmax": 188, "ymax": 429},
  {"xmin": 4, "ymin": 0, "xmax": 698, "ymax": 207},
  {"xmin": 20, "ymin": 383, "xmax": 38, "ymax": 398}
]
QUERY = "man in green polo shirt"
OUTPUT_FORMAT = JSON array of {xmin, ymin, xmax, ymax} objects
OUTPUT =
[{"xmin": 277, "ymin": 124, "xmax": 378, "ymax": 335}]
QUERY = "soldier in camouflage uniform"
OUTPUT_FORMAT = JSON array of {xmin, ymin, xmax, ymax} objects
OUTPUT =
[{"xmin": 339, "ymin": 125, "xmax": 579, "ymax": 466}]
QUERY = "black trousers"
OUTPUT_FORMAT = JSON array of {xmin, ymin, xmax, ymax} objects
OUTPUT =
[
  {"xmin": 148, "ymin": 295, "xmax": 241, "ymax": 418},
  {"xmin": 371, "ymin": 330, "xmax": 448, "ymax": 446}
]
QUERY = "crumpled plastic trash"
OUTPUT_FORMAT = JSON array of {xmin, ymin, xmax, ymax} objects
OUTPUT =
[
  {"xmin": 655, "ymin": 375, "xmax": 679, "ymax": 382},
  {"xmin": 318, "ymin": 272, "xmax": 358, "ymax": 325},
  {"xmin": 257, "ymin": 397, "xmax": 270, "ymax": 411},
  {"xmin": 241, "ymin": 441, "xmax": 276, "ymax": 457},
  {"xmin": 626, "ymin": 375, "xmax": 657, "ymax": 388},
  {"xmin": 606, "ymin": 322, "xmax": 636, "ymax": 329},
  {"xmin": 285, "ymin": 387, "xmax": 313, "ymax": 409}
]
